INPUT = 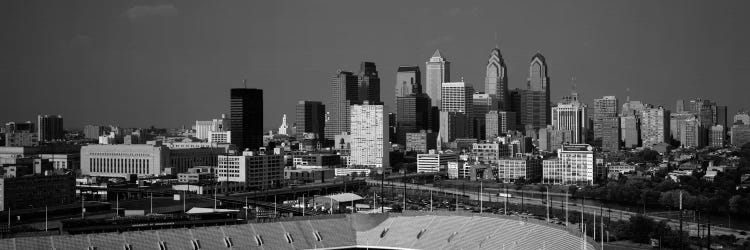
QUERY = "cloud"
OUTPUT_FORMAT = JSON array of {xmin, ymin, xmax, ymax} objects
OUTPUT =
[
  {"xmin": 125, "ymin": 4, "xmax": 178, "ymax": 21},
  {"xmin": 426, "ymin": 35, "xmax": 455, "ymax": 48}
]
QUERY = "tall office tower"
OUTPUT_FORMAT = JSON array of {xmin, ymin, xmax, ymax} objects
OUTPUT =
[
  {"xmin": 439, "ymin": 111, "xmax": 468, "ymax": 143},
  {"xmin": 425, "ymin": 49, "xmax": 450, "ymax": 107},
  {"xmin": 734, "ymin": 112, "xmax": 750, "ymax": 126},
  {"xmin": 325, "ymin": 70, "xmax": 358, "ymax": 141},
  {"xmin": 621, "ymin": 100, "xmax": 650, "ymax": 117},
  {"xmin": 350, "ymin": 102, "xmax": 389, "ymax": 169},
  {"xmin": 620, "ymin": 116, "xmax": 640, "ymax": 148},
  {"xmin": 441, "ymin": 82, "xmax": 474, "ymax": 114},
  {"xmin": 682, "ymin": 98, "xmax": 714, "ymax": 128},
  {"xmin": 670, "ymin": 113, "xmax": 695, "ymax": 144},
  {"xmin": 680, "ymin": 116, "xmax": 705, "ymax": 148},
  {"xmin": 551, "ymin": 99, "xmax": 587, "ymax": 143},
  {"xmin": 641, "ymin": 106, "xmax": 670, "ymax": 147},
  {"xmin": 710, "ymin": 125, "xmax": 725, "ymax": 147},
  {"xmin": 539, "ymin": 126, "xmax": 573, "ymax": 152},
  {"xmin": 713, "ymin": 105, "xmax": 728, "ymax": 129},
  {"xmin": 357, "ymin": 62, "xmax": 381, "ymax": 104},
  {"xmin": 278, "ymin": 114, "xmax": 289, "ymax": 135},
  {"xmin": 230, "ymin": 88, "xmax": 263, "ymax": 151},
  {"xmin": 37, "ymin": 114, "xmax": 64, "ymax": 142},
  {"xmin": 295, "ymin": 101, "xmax": 326, "ymax": 140},
  {"xmin": 388, "ymin": 113, "xmax": 397, "ymax": 144},
  {"xmin": 485, "ymin": 48, "xmax": 509, "ymax": 110},
  {"xmin": 593, "ymin": 96, "xmax": 619, "ymax": 151},
  {"xmin": 509, "ymin": 89, "xmax": 523, "ymax": 130},
  {"xmin": 521, "ymin": 53, "xmax": 551, "ymax": 130},
  {"xmin": 396, "ymin": 93, "xmax": 431, "ymax": 145},
  {"xmin": 395, "ymin": 66, "xmax": 422, "ymax": 98},
  {"xmin": 731, "ymin": 125, "xmax": 750, "ymax": 146},
  {"xmin": 471, "ymin": 93, "xmax": 492, "ymax": 140},
  {"xmin": 676, "ymin": 99, "xmax": 685, "ymax": 113},
  {"xmin": 485, "ymin": 110, "xmax": 517, "ymax": 139}
]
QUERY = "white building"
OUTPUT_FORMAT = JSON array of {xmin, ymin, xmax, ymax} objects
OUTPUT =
[
  {"xmin": 209, "ymin": 131, "xmax": 231, "ymax": 144},
  {"xmin": 497, "ymin": 157, "xmax": 543, "ymax": 183},
  {"xmin": 81, "ymin": 144, "xmax": 169, "ymax": 177},
  {"xmin": 278, "ymin": 114, "xmax": 289, "ymax": 135},
  {"xmin": 425, "ymin": 49, "xmax": 450, "ymax": 107},
  {"xmin": 417, "ymin": 150, "xmax": 458, "ymax": 173},
  {"xmin": 350, "ymin": 102, "xmax": 389, "ymax": 169},
  {"xmin": 195, "ymin": 115, "xmax": 228, "ymax": 140},
  {"xmin": 441, "ymin": 81, "xmax": 473, "ymax": 114},
  {"xmin": 334, "ymin": 168, "xmax": 371, "ymax": 177},
  {"xmin": 217, "ymin": 151, "xmax": 283, "ymax": 190},
  {"xmin": 551, "ymin": 101, "xmax": 587, "ymax": 143},
  {"xmin": 542, "ymin": 144, "xmax": 595, "ymax": 185}
]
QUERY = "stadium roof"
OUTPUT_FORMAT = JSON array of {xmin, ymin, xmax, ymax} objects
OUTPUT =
[
  {"xmin": 324, "ymin": 193, "xmax": 363, "ymax": 202},
  {"xmin": 186, "ymin": 207, "xmax": 239, "ymax": 214}
]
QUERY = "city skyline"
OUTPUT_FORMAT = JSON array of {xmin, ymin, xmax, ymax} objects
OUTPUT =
[{"xmin": 2, "ymin": 1, "xmax": 750, "ymax": 130}]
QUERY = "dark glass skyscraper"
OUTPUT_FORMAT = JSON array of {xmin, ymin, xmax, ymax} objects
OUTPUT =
[
  {"xmin": 230, "ymin": 88, "xmax": 263, "ymax": 151},
  {"xmin": 396, "ymin": 93, "xmax": 431, "ymax": 145},
  {"xmin": 357, "ymin": 62, "xmax": 380, "ymax": 104},
  {"xmin": 485, "ymin": 48, "xmax": 508, "ymax": 111},
  {"xmin": 37, "ymin": 114, "xmax": 64, "ymax": 142},
  {"xmin": 295, "ymin": 100, "xmax": 325, "ymax": 140},
  {"xmin": 325, "ymin": 70, "xmax": 358, "ymax": 141},
  {"xmin": 521, "ymin": 53, "xmax": 551, "ymax": 130}
]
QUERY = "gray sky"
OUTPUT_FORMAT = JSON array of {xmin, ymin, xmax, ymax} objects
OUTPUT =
[{"xmin": 1, "ymin": 0, "xmax": 749, "ymax": 130}]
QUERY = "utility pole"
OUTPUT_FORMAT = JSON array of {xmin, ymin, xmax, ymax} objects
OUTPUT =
[
  {"xmin": 479, "ymin": 181, "xmax": 483, "ymax": 214},
  {"xmin": 679, "ymin": 191, "xmax": 683, "ymax": 250}
]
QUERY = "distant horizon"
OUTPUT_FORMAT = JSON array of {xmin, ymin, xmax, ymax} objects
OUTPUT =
[{"xmin": 2, "ymin": 1, "xmax": 749, "ymax": 130}]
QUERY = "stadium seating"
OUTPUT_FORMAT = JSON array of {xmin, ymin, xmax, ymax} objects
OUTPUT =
[
  {"xmin": 192, "ymin": 226, "xmax": 228, "ymax": 250},
  {"xmin": 1, "ymin": 212, "xmax": 598, "ymax": 250}
]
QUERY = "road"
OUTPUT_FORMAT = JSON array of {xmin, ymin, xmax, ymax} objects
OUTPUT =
[{"xmin": 365, "ymin": 179, "xmax": 744, "ymax": 237}]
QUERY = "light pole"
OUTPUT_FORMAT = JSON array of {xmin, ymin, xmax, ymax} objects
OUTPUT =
[{"xmin": 378, "ymin": 168, "xmax": 384, "ymax": 213}]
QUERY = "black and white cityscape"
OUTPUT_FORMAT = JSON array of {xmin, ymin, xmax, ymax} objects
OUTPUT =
[{"xmin": 2, "ymin": 1, "xmax": 750, "ymax": 249}]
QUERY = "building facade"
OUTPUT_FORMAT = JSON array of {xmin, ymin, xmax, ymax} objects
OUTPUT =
[
  {"xmin": 37, "ymin": 114, "xmax": 64, "ymax": 142},
  {"xmin": 325, "ymin": 70, "xmax": 359, "ymax": 141},
  {"xmin": 641, "ymin": 107, "xmax": 670, "ymax": 147},
  {"xmin": 542, "ymin": 144, "xmax": 594, "ymax": 185},
  {"xmin": 81, "ymin": 144, "xmax": 170, "ymax": 177},
  {"xmin": 521, "ymin": 53, "xmax": 551, "ymax": 130},
  {"xmin": 217, "ymin": 151, "xmax": 283, "ymax": 190},
  {"xmin": 230, "ymin": 88, "xmax": 263, "ymax": 151},
  {"xmin": 425, "ymin": 49, "xmax": 450, "ymax": 108},
  {"xmin": 396, "ymin": 94, "xmax": 431, "ymax": 145},
  {"xmin": 485, "ymin": 48, "xmax": 509, "ymax": 110},
  {"xmin": 395, "ymin": 66, "xmax": 422, "ymax": 98},
  {"xmin": 417, "ymin": 151, "xmax": 458, "ymax": 173},
  {"xmin": 350, "ymin": 103, "xmax": 389, "ymax": 169},
  {"xmin": 295, "ymin": 100, "xmax": 326, "ymax": 140}
]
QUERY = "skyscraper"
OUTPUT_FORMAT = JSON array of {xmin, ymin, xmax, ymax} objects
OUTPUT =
[
  {"xmin": 485, "ymin": 48, "xmax": 508, "ymax": 110},
  {"xmin": 395, "ymin": 66, "xmax": 422, "ymax": 98},
  {"xmin": 471, "ymin": 93, "xmax": 492, "ymax": 140},
  {"xmin": 295, "ymin": 100, "xmax": 326, "ymax": 140},
  {"xmin": 593, "ymin": 96, "xmax": 620, "ymax": 151},
  {"xmin": 641, "ymin": 106, "xmax": 670, "ymax": 147},
  {"xmin": 230, "ymin": 88, "xmax": 263, "ymax": 151},
  {"xmin": 680, "ymin": 116, "xmax": 705, "ymax": 148},
  {"xmin": 710, "ymin": 125, "xmax": 725, "ymax": 147},
  {"xmin": 357, "ymin": 62, "xmax": 381, "ymax": 104},
  {"xmin": 425, "ymin": 49, "xmax": 450, "ymax": 108},
  {"xmin": 486, "ymin": 110, "xmax": 516, "ymax": 139},
  {"xmin": 441, "ymin": 82, "xmax": 474, "ymax": 114},
  {"xmin": 37, "ymin": 114, "xmax": 64, "ymax": 142},
  {"xmin": 325, "ymin": 70, "xmax": 358, "ymax": 141},
  {"xmin": 350, "ymin": 102, "xmax": 389, "ymax": 169},
  {"xmin": 551, "ymin": 96, "xmax": 587, "ymax": 144},
  {"xmin": 521, "ymin": 53, "xmax": 551, "ymax": 130},
  {"xmin": 396, "ymin": 93, "xmax": 431, "ymax": 145},
  {"xmin": 620, "ymin": 116, "xmax": 639, "ymax": 148}
]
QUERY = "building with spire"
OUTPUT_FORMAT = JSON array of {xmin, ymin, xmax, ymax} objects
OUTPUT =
[
  {"xmin": 485, "ymin": 47, "xmax": 508, "ymax": 111},
  {"xmin": 520, "ymin": 52, "xmax": 551, "ymax": 131},
  {"xmin": 278, "ymin": 114, "xmax": 288, "ymax": 135},
  {"xmin": 425, "ymin": 49, "xmax": 450, "ymax": 108}
]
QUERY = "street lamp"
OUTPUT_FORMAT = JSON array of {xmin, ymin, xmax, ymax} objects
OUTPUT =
[{"xmin": 377, "ymin": 168, "xmax": 384, "ymax": 213}]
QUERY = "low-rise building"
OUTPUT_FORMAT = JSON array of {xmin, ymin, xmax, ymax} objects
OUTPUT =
[
  {"xmin": 0, "ymin": 171, "xmax": 75, "ymax": 211},
  {"xmin": 416, "ymin": 150, "xmax": 458, "ymax": 173},
  {"xmin": 217, "ymin": 150, "xmax": 284, "ymax": 191},
  {"xmin": 284, "ymin": 168, "xmax": 335, "ymax": 185},
  {"xmin": 542, "ymin": 144, "xmax": 595, "ymax": 185},
  {"xmin": 497, "ymin": 157, "xmax": 542, "ymax": 183}
]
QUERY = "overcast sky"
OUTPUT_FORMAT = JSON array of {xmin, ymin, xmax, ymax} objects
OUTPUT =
[{"xmin": 1, "ymin": 0, "xmax": 749, "ymax": 130}]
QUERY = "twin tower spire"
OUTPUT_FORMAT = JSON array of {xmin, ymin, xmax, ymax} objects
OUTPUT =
[{"xmin": 403, "ymin": 47, "xmax": 549, "ymax": 113}]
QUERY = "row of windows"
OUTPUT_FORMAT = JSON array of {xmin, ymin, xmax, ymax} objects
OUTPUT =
[
  {"xmin": 89, "ymin": 158, "xmax": 151, "ymax": 174},
  {"xmin": 89, "ymin": 152, "xmax": 152, "ymax": 157}
]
